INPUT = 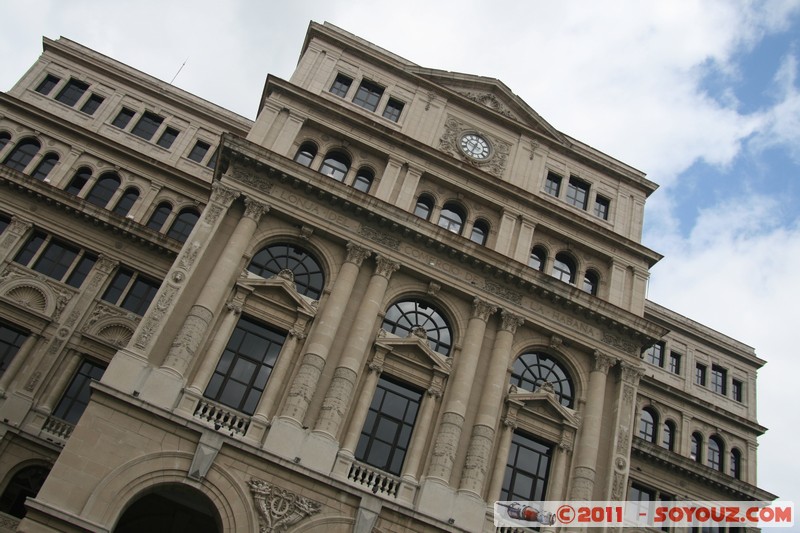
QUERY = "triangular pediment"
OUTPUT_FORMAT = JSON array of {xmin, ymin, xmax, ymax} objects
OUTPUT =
[
  {"xmin": 237, "ymin": 271, "xmax": 318, "ymax": 318},
  {"xmin": 508, "ymin": 385, "xmax": 579, "ymax": 427},
  {"xmin": 374, "ymin": 331, "xmax": 451, "ymax": 375}
]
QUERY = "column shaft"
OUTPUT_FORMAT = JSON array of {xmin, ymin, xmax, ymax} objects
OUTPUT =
[
  {"xmin": 401, "ymin": 385, "xmax": 441, "ymax": 482},
  {"xmin": 186, "ymin": 303, "xmax": 242, "ymax": 394},
  {"xmin": 0, "ymin": 333, "xmax": 40, "ymax": 395},
  {"xmin": 486, "ymin": 418, "xmax": 516, "ymax": 501}
]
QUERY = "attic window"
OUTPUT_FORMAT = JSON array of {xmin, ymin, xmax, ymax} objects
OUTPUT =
[{"xmin": 353, "ymin": 79, "xmax": 384, "ymax": 112}]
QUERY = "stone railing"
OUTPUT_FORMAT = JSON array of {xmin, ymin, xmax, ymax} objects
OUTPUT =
[
  {"xmin": 347, "ymin": 461, "xmax": 402, "ymax": 498},
  {"xmin": 193, "ymin": 398, "xmax": 250, "ymax": 437},
  {"xmin": 40, "ymin": 415, "xmax": 75, "ymax": 445}
]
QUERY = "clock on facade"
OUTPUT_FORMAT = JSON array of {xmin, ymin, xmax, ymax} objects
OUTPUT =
[{"xmin": 459, "ymin": 133, "xmax": 491, "ymax": 160}]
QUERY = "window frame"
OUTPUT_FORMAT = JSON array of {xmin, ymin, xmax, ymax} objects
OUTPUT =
[
  {"xmin": 500, "ymin": 431, "xmax": 553, "ymax": 502},
  {"xmin": 13, "ymin": 231, "xmax": 97, "ymax": 288},
  {"xmin": 247, "ymin": 243, "xmax": 326, "ymax": 300},
  {"xmin": 101, "ymin": 267, "xmax": 161, "ymax": 316},
  {"xmin": 565, "ymin": 176, "xmax": 590, "ymax": 210},
  {"xmin": 329, "ymin": 73, "xmax": 353, "ymax": 98},
  {"xmin": 352, "ymin": 79, "xmax": 385, "ymax": 112},
  {"xmin": 52, "ymin": 359, "xmax": 107, "ymax": 424},
  {"xmin": 544, "ymin": 171, "xmax": 562, "ymax": 197}
]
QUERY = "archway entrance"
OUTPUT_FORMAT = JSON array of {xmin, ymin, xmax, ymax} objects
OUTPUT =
[{"xmin": 114, "ymin": 484, "xmax": 221, "ymax": 533}]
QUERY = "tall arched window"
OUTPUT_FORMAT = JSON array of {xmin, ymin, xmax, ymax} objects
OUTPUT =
[
  {"xmin": 353, "ymin": 167, "xmax": 373, "ymax": 192},
  {"xmin": 65, "ymin": 167, "xmax": 92, "ymax": 196},
  {"xmin": 3, "ymin": 138, "xmax": 41, "ymax": 172},
  {"xmin": 293, "ymin": 142, "xmax": 317, "ymax": 167},
  {"xmin": 319, "ymin": 151, "xmax": 350, "ymax": 181},
  {"xmin": 638, "ymin": 408, "xmax": 657, "ymax": 442},
  {"xmin": 529, "ymin": 246, "xmax": 547, "ymax": 271},
  {"xmin": 167, "ymin": 208, "xmax": 200, "ymax": 243},
  {"xmin": 437, "ymin": 202, "xmax": 465, "ymax": 234},
  {"xmin": 147, "ymin": 202, "xmax": 172, "ymax": 231},
  {"xmin": 0, "ymin": 465, "xmax": 50, "ymax": 519},
  {"xmin": 510, "ymin": 352, "xmax": 574, "ymax": 408},
  {"xmin": 708, "ymin": 435, "xmax": 724, "ymax": 471},
  {"xmin": 413, "ymin": 195, "xmax": 434, "ymax": 220},
  {"xmin": 247, "ymin": 243, "xmax": 325, "ymax": 300},
  {"xmin": 583, "ymin": 269, "xmax": 599, "ymax": 295},
  {"xmin": 470, "ymin": 219, "xmax": 489, "ymax": 245},
  {"xmin": 730, "ymin": 448, "xmax": 742, "ymax": 479},
  {"xmin": 31, "ymin": 152, "xmax": 59, "ymax": 180},
  {"xmin": 0, "ymin": 132, "xmax": 10, "ymax": 151},
  {"xmin": 661, "ymin": 420, "xmax": 676, "ymax": 451},
  {"xmin": 552, "ymin": 252, "xmax": 576, "ymax": 284},
  {"xmin": 691, "ymin": 432, "xmax": 703, "ymax": 462},
  {"xmin": 113, "ymin": 188, "xmax": 140, "ymax": 217},
  {"xmin": 85, "ymin": 172, "xmax": 120, "ymax": 208},
  {"xmin": 382, "ymin": 300, "xmax": 452, "ymax": 356}
]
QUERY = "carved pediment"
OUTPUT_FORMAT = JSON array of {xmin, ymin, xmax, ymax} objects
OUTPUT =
[
  {"xmin": 237, "ymin": 274, "xmax": 318, "ymax": 319},
  {"xmin": 374, "ymin": 332, "xmax": 451, "ymax": 375},
  {"xmin": 508, "ymin": 385, "xmax": 579, "ymax": 428}
]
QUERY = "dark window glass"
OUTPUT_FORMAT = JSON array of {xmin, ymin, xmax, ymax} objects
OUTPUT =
[
  {"xmin": 639, "ymin": 408, "xmax": 657, "ymax": 442},
  {"xmin": 691, "ymin": 432, "xmax": 702, "ymax": 462},
  {"xmin": 669, "ymin": 352, "xmax": 682, "ymax": 374},
  {"xmin": 662, "ymin": 421, "xmax": 675, "ymax": 451},
  {"xmin": 13, "ymin": 231, "xmax": 46, "ymax": 266},
  {"xmin": 147, "ymin": 202, "xmax": 172, "ymax": 231},
  {"xmin": 566, "ymin": 177, "xmax": 590, "ymax": 210},
  {"xmin": 85, "ymin": 172, "xmax": 120, "ymax": 208},
  {"xmin": 31, "ymin": 153, "xmax": 59, "ymax": 181},
  {"xmin": 3, "ymin": 139, "xmax": 41, "ymax": 172},
  {"xmin": 52, "ymin": 360, "xmax": 106, "ymax": 424},
  {"xmin": 544, "ymin": 172, "xmax": 561, "ymax": 196},
  {"xmin": 732, "ymin": 379, "xmax": 743, "ymax": 402},
  {"xmin": 205, "ymin": 150, "xmax": 218, "ymax": 169},
  {"xmin": 0, "ymin": 322, "xmax": 28, "ymax": 376},
  {"xmin": 0, "ymin": 215, "xmax": 9, "ymax": 235},
  {"xmin": 413, "ymin": 195, "xmax": 433, "ymax": 220},
  {"xmin": 111, "ymin": 107, "xmax": 135, "ymax": 129},
  {"xmin": 382, "ymin": 300, "xmax": 452, "ymax": 356},
  {"xmin": 0, "ymin": 465, "xmax": 49, "ymax": 519},
  {"xmin": 696, "ymin": 363, "xmax": 707, "ymax": 386},
  {"xmin": 204, "ymin": 316, "xmax": 286, "ymax": 415},
  {"xmin": 102, "ymin": 268, "xmax": 133, "ymax": 305},
  {"xmin": 382, "ymin": 98, "xmax": 404, "ymax": 122},
  {"xmin": 130, "ymin": 111, "xmax": 163, "ymax": 141},
  {"xmin": 248, "ymin": 243, "xmax": 325, "ymax": 299},
  {"xmin": 730, "ymin": 448, "xmax": 741, "ymax": 479},
  {"xmin": 708, "ymin": 436, "xmax": 723, "ymax": 471},
  {"xmin": 187, "ymin": 140, "xmax": 210, "ymax": 163},
  {"xmin": 470, "ymin": 220, "xmax": 489, "ymax": 245},
  {"xmin": 356, "ymin": 376, "xmax": 422, "ymax": 475},
  {"xmin": 501, "ymin": 432, "xmax": 552, "ymax": 502},
  {"xmin": 329, "ymin": 73, "xmax": 352, "ymax": 97},
  {"xmin": 628, "ymin": 484, "xmax": 656, "ymax": 526},
  {"xmin": 156, "ymin": 127, "xmax": 180, "ymax": 149},
  {"xmin": 353, "ymin": 79, "xmax": 384, "ymax": 112},
  {"xmin": 528, "ymin": 246, "xmax": 546, "ymax": 271},
  {"xmin": 166, "ymin": 209, "xmax": 199, "ymax": 243},
  {"xmin": 113, "ymin": 188, "xmax": 139, "ymax": 217},
  {"xmin": 65, "ymin": 253, "xmax": 96, "ymax": 288},
  {"xmin": 55, "ymin": 79, "xmax": 89, "ymax": 107},
  {"xmin": 31, "ymin": 240, "xmax": 78, "ymax": 280},
  {"xmin": 65, "ymin": 167, "xmax": 91, "ymax": 195},
  {"xmin": 353, "ymin": 168, "xmax": 373, "ymax": 193},
  {"xmin": 437, "ymin": 202, "xmax": 465, "ymax": 234},
  {"xmin": 79, "ymin": 94, "xmax": 104, "ymax": 115},
  {"xmin": 645, "ymin": 342, "xmax": 665, "ymax": 367},
  {"xmin": 511, "ymin": 352, "xmax": 574, "ymax": 407},
  {"xmin": 583, "ymin": 270, "xmax": 599, "ymax": 295},
  {"xmin": 102, "ymin": 268, "xmax": 160, "ymax": 316},
  {"xmin": 294, "ymin": 142, "xmax": 317, "ymax": 167},
  {"xmin": 35, "ymin": 74, "xmax": 60, "ymax": 95},
  {"xmin": 14, "ymin": 233, "xmax": 95, "ymax": 287},
  {"xmin": 594, "ymin": 195, "xmax": 610, "ymax": 219},
  {"xmin": 319, "ymin": 151, "xmax": 350, "ymax": 181},
  {"xmin": 0, "ymin": 132, "xmax": 10, "ymax": 151},
  {"xmin": 552, "ymin": 253, "xmax": 575, "ymax": 283},
  {"xmin": 711, "ymin": 365, "xmax": 727, "ymax": 395}
]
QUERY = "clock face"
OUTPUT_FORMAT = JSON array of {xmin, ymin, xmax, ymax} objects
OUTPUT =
[{"xmin": 459, "ymin": 133, "xmax": 491, "ymax": 160}]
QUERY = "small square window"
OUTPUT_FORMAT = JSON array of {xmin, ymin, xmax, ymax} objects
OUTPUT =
[
  {"xmin": 35, "ymin": 74, "xmax": 60, "ymax": 96},
  {"xmin": 79, "ymin": 94, "xmax": 105, "ymax": 115},
  {"xmin": 112, "ymin": 107, "xmax": 135, "ymax": 129},
  {"xmin": 544, "ymin": 172, "xmax": 562, "ymax": 196},
  {"xmin": 566, "ymin": 176, "xmax": 590, "ymax": 210},
  {"xmin": 695, "ymin": 363, "xmax": 707, "ymax": 386},
  {"xmin": 130, "ymin": 111, "xmax": 164, "ymax": 141},
  {"xmin": 382, "ymin": 98, "xmax": 404, "ymax": 122},
  {"xmin": 594, "ymin": 195, "xmax": 610, "ymax": 220},
  {"xmin": 353, "ymin": 79, "xmax": 384, "ymax": 112},
  {"xmin": 55, "ymin": 79, "xmax": 89, "ymax": 107},
  {"xmin": 329, "ymin": 73, "xmax": 353, "ymax": 97},
  {"xmin": 187, "ymin": 140, "xmax": 211, "ymax": 163},
  {"xmin": 157, "ymin": 127, "xmax": 180, "ymax": 149}
]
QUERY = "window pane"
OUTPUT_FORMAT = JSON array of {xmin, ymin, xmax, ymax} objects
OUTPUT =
[
  {"xmin": 501, "ymin": 432, "xmax": 552, "ymax": 502},
  {"xmin": 0, "ymin": 322, "xmax": 28, "ymax": 375},
  {"xmin": 80, "ymin": 94, "xmax": 104, "ymax": 115},
  {"xmin": 594, "ymin": 195, "xmax": 610, "ymax": 219},
  {"xmin": 329, "ymin": 74, "xmax": 352, "ymax": 97},
  {"xmin": 353, "ymin": 80, "xmax": 384, "ymax": 112},
  {"xmin": 247, "ymin": 243, "xmax": 325, "ymax": 299},
  {"xmin": 166, "ymin": 209, "xmax": 199, "ymax": 243},
  {"xmin": 121, "ymin": 276, "xmax": 161, "ymax": 315},
  {"xmin": 31, "ymin": 153, "xmax": 59, "ymax": 181},
  {"xmin": 102, "ymin": 268, "xmax": 133, "ymax": 305},
  {"xmin": 3, "ymin": 139, "xmax": 41, "ymax": 172},
  {"xmin": 510, "ymin": 352, "xmax": 574, "ymax": 407},
  {"xmin": 111, "ymin": 108, "xmax": 135, "ymax": 129},
  {"xmin": 130, "ymin": 112, "xmax": 163, "ymax": 141},
  {"xmin": 113, "ymin": 189, "xmax": 139, "ymax": 217},
  {"xmin": 13, "ymin": 232, "xmax": 46, "ymax": 266},
  {"xmin": 147, "ymin": 202, "xmax": 172, "ymax": 231},
  {"xmin": 35, "ymin": 75, "xmax": 60, "ymax": 96},
  {"xmin": 53, "ymin": 360, "xmax": 106, "ymax": 424},
  {"xmin": 65, "ymin": 167, "xmax": 91, "ymax": 195},
  {"xmin": 544, "ymin": 172, "xmax": 561, "ymax": 196},
  {"xmin": 382, "ymin": 98, "xmax": 404, "ymax": 122},
  {"xmin": 566, "ymin": 177, "xmax": 590, "ymax": 210},
  {"xmin": 187, "ymin": 141, "xmax": 210, "ymax": 162},
  {"xmin": 156, "ymin": 127, "xmax": 180, "ymax": 149},
  {"xmin": 32, "ymin": 239, "xmax": 79, "ymax": 281},
  {"xmin": 55, "ymin": 79, "xmax": 89, "ymax": 107},
  {"xmin": 85, "ymin": 173, "xmax": 120, "ymax": 208},
  {"xmin": 382, "ymin": 300, "xmax": 452, "ymax": 356},
  {"xmin": 65, "ymin": 253, "xmax": 96, "ymax": 288}
]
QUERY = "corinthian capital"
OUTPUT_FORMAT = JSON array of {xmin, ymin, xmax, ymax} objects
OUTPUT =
[
  {"xmin": 620, "ymin": 361, "xmax": 646, "ymax": 385},
  {"xmin": 374, "ymin": 255, "xmax": 400, "ymax": 279},
  {"xmin": 210, "ymin": 181, "xmax": 241, "ymax": 207},
  {"xmin": 500, "ymin": 310, "xmax": 524, "ymax": 334},
  {"xmin": 345, "ymin": 242, "xmax": 371, "ymax": 266},
  {"xmin": 472, "ymin": 298, "xmax": 497, "ymax": 322},
  {"xmin": 243, "ymin": 197, "xmax": 269, "ymax": 222},
  {"xmin": 593, "ymin": 350, "xmax": 617, "ymax": 374}
]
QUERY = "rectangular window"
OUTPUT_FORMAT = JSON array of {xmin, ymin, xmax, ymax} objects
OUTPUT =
[
  {"xmin": 156, "ymin": 127, "xmax": 180, "ymax": 149},
  {"xmin": 0, "ymin": 322, "xmax": 28, "ymax": 376},
  {"xmin": 566, "ymin": 176, "xmax": 590, "ymax": 210},
  {"xmin": 13, "ymin": 231, "xmax": 96, "ymax": 288},
  {"xmin": 187, "ymin": 140, "xmax": 210, "ymax": 163},
  {"xmin": 55, "ymin": 79, "xmax": 89, "ymax": 107},
  {"xmin": 544, "ymin": 172, "xmax": 562, "ymax": 196},
  {"xmin": 356, "ymin": 376, "xmax": 422, "ymax": 476},
  {"xmin": 644, "ymin": 342, "xmax": 665, "ymax": 367},
  {"xmin": 130, "ymin": 111, "xmax": 164, "ymax": 141},
  {"xmin": 35, "ymin": 74, "xmax": 60, "ymax": 96},
  {"xmin": 204, "ymin": 316, "xmax": 286, "ymax": 415},
  {"xmin": 101, "ymin": 268, "xmax": 161, "ymax": 316},
  {"xmin": 732, "ymin": 379, "xmax": 743, "ymax": 402},
  {"xmin": 382, "ymin": 98, "xmax": 404, "ymax": 122},
  {"xmin": 79, "ymin": 94, "xmax": 105, "ymax": 115},
  {"xmin": 594, "ymin": 195, "xmax": 610, "ymax": 220},
  {"xmin": 711, "ymin": 364, "xmax": 727, "ymax": 395},
  {"xmin": 329, "ymin": 73, "xmax": 353, "ymax": 97},
  {"xmin": 695, "ymin": 363, "xmax": 707, "ymax": 386},
  {"xmin": 352, "ymin": 79, "xmax": 384, "ymax": 112},
  {"xmin": 501, "ymin": 431, "xmax": 552, "ymax": 501},
  {"xmin": 669, "ymin": 351, "xmax": 682, "ymax": 374},
  {"xmin": 627, "ymin": 484, "xmax": 655, "ymax": 525},
  {"xmin": 52, "ymin": 359, "xmax": 106, "ymax": 424},
  {"xmin": 111, "ymin": 107, "xmax": 135, "ymax": 129}
]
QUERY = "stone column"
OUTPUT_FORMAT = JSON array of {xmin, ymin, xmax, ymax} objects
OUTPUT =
[
  {"xmin": 539, "ymin": 435, "xmax": 574, "ymax": 533},
  {"xmin": 427, "ymin": 298, "xmax": 496, "ymax": 483},
  {"xmin": 339, "ymin": 358, "xmax": 384, "ymax": 456},
  {"xmin": 402, "ymin": 375, "xmax": 446, "ymax": 483},
  {"xmin": 185, "ymin": 302, "xmax": 243, "ymax": 394},
  {"xmin": 486, "ymin": 414, "xmax": 519, "ymax": 501},
  {"xmin": 569, "ymin": 351, "xmax": 615, "ymax": 500},
  {"xmin": 314, "ymin": 255, "xmax": 399, "ymax": 439},
  {"xmin": 280, "ymin": 243, "xmax": 371, "ymax": 424},
  {"xmin": 38, "ymin": 350, "xmax": 82, "ymax": 413},
  {"xmin": 460, "ymin": 310, "xmax": 524, "ymax": 496},
  {"xmin": 0, "ymin": 333, "xmax": 40, "ymax": 396},
  {"xmin": 607, "ymin": 361, "xmax": 645, "ymax": 501}
]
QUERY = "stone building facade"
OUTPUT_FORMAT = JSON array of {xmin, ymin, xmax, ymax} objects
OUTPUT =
[{"xmin": 0, "ymin": 22, "xmax": 774, "ymax": 532}]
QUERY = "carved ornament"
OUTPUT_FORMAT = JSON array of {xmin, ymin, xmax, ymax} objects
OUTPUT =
[{"xmin": 249, "ymin": 478, "xmax": 321, "ymax": 533}]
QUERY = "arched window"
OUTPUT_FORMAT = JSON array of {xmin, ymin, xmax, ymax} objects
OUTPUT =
[
  {"xmin": 708, "ymin": 435, "xmax": 724, "ymax": 471},
  {"xmin": 31, "ymin": 152, "xmax": 59, "ymax": 181},
  {"xmin": 437, "ymin": 202, "xmax": 465, "ymax": 234},
  {"xmin": 353, "ymin": 167, "xmax": 373, "ymax": 192},
  {"xmin": 413, "ymin": 195, "xmax": 434, "ymax": 220},
  {"xmin": 0, "ymin": 465, "xmax": 50, "ymax": 519},
  {"xmin": 730, "ymin": 448, "xmax": 742, "ymax": 479},
  {"xmin": 113, "ymin": 188, "xmax": 140, "ymax": 217},
  {"xmin": 691, "ymin": 432, "xmax": 702, "ymax": 462},
  {"xmin": 510, "ymin": 352, "xmax": 574, "ymax": 408},
  {"xmin": 552, "ymin": 252, "xmax": 576, "ymax": 284},
  {"xmin": 147, "ymin": 202, "xmax": 172, "ymax": 231},
  {"xmin": 583, "ymin": 269, "xmax": 599, "ymax": 295},
  {"xmin": 638, "ymin": 408, "xmax": 657, "ymax": 442},
  {"xmin": 319, "ymin": 151, "xmax": 350, "ymax": 181},
  {"xmin": 470, "ymin": 219, "xmax": 489, "ymax": 245},
  {"xmin": 114, "ymin": 484, "xmax": 221, "ymax": 533},
  {"xmin": 293, "ymin": 142, "xmax": 317, "ymax": 167},
  {"xmin": 85, "ymin": 172, "xmax": 120, "ymax": 208},
  {"xmin": 382, "ymin": 300, "xmax": 452, "ymax": 356},
  {"xmin": 0, "ymin": 132, "xmax": 10, "ymax": 151},
  {"xmin": 3, "ymin": 138, "xmax": 40, "ymax": 172},
  {"xmin": 661, "ymin": 420, "xmax": 676, "ymax": 451},
  {"xmin": 167, "ymin": 208, "xmax": 200, "ymax": 243},
  {"xmin": 247, "ymin": 243, "xmax": 325, "ymax": 300},
  {"xmin": 65, "ymin": 167, "xmax": 92, "ymax": 196},
  {"xmin": 529, "ymin": 245, "xmax": 547, "ymax": 271}
]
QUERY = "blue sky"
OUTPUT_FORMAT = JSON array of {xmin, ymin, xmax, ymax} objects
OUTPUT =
[{"xmin": 1, "ymin": 0, "xmax": 798, "ymax": 525}]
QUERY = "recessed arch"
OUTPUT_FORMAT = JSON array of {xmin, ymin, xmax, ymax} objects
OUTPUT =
[
  {"xmin": 470, "ymin": 219, "xmax": 490, "ymax": 245},
  {"xmin": 413, "ymin": 193, "xmax": 435, "ymax": 221},
  {"xmin": 319, "ymin": 150, "xmax": 351, "ymax": 181},
  {"xmin": 0, "ymin": 463, "xmax": 50, "ymax": 519},
  {"xmin": 293, "ymin": 141, "xmax": 318, "ymax": 167},
  {"xmin": 114, "ymin": 483, "xmax": 221, "ymax": 533},
  {"xmin": 437, "ymin": 201, "xmax": 467, "ymax": 235},
  {"xmin": 3, "ymin": 137, "xmax": 41, "ymax": 172},
  {"xmin": 382, "ymin": 298, "xmax": 453, "ymax": 356},
  {"xmin": 510, "ymin": 351, "xmax": 575, "ymax": 408},
  {"xmin": 86, "ymin": 172, "xmax": 121, "ymax": 208},
  {"xmin": 552, "ymin": 252, "xmax": 577, "ymax": 284},
  {"xmin": 248, "ymin": 242, "xmax": 326, "ymax": 300},
  {"xmin": 638, "ymin": 406, "xmax": 658, "ymax": 443},
  {"xmin": 528, "ymin": 245, "xmax": 548, "ymax": 272}
]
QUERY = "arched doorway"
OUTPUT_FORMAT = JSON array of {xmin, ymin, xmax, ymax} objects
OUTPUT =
[{"xmin": 114, "ymin": 484, "xmax": 221, "ymax": 533}]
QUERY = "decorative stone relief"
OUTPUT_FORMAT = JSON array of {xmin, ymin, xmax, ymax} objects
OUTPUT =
[
  {"xmin": 374, "ymin": 256, "xmax": 400, "ymax": 279},
  {"xmin": 437, "ymin": 115, "xmax": 512, "ymax": 178},
  {"xmin": 593, "ymin": 351, "xmax": 616, "ymax": 374},
  {"xmin": 426, "ymin": 282, "xmax": 441, "ymax": 296},
  {"xmin": 456, "ymin": 91, "xmax": 516, "ymax": 119},
  {"xmin": 134, "ymin": 283, "xmax": 178, "ymax": 349},
  {"xmin": 472, "ymin": 297, "xmax": 497, "ymax": 322},
  {"xmin": 428, "ymin": 411, "xmax": 465, "ymax": 478},
  {"xmin": 345, "ymin": 242, "xmax": 371, "ymax": 266},
  {"xmin": 4, "ymin": 284, "xmax": 48, "ymax": 313},
  {"xmin": 210, "ymin": 180, "xmax": 241, "ymax": 207},
  {"xmin": 620, "ymin": 361, "xmax": 645, "ymax": 386},
  {"xmin": 483, "ymin": 280, "xmax": 522, "ymax": 304},
  {"xmin": 601, "ymin": 332, "xmax": 638, "ymax": 355},
  {"xmin": 178, "ymin": 241, "xmax": 201, "ymax": 272},
  {"xmin": 461, "ymin": 424, "xmax": 496, "ymax": 491},
  {"xmin": 243, "ymin": 197, "xmax": 270, "ymax": 222},
  {"xmin": 230, "ymin": 167, "xmax": 275, "ymax": 195},
  {"xmin": 249, "ymin": 478, "xmax": 321, "ymax": 533},
  {"xmin": 500, "ymin": 310, "xmax": 524, "ymax": 334},
  {"xmin": 203, "ymin": 205, "xmax": 224, "ymax": 225},
  {"xmin": 358, "ymin": 225, "xmax": 400, "ymax": 248},
  {"xmin": 316, "ymin": 366, "xmax": 358, "ymax": 433}
]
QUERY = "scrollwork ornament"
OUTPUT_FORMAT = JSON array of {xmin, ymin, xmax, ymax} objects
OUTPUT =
[
  {"xmin": 210, "ymin": 181, "xmax": 241, "ymax": 207},
  {"xmin": 249, "ymin": 478, "xmax": 321, "ymax": 533},
  {"xmin": 620, "ymin": 361, "xmax": 645, "ymax": 385}
]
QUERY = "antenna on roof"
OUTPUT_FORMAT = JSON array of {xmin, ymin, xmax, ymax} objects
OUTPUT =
[{"xmin": 170, "ymin": 58, "xmax": 188, "ymax": 85}]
